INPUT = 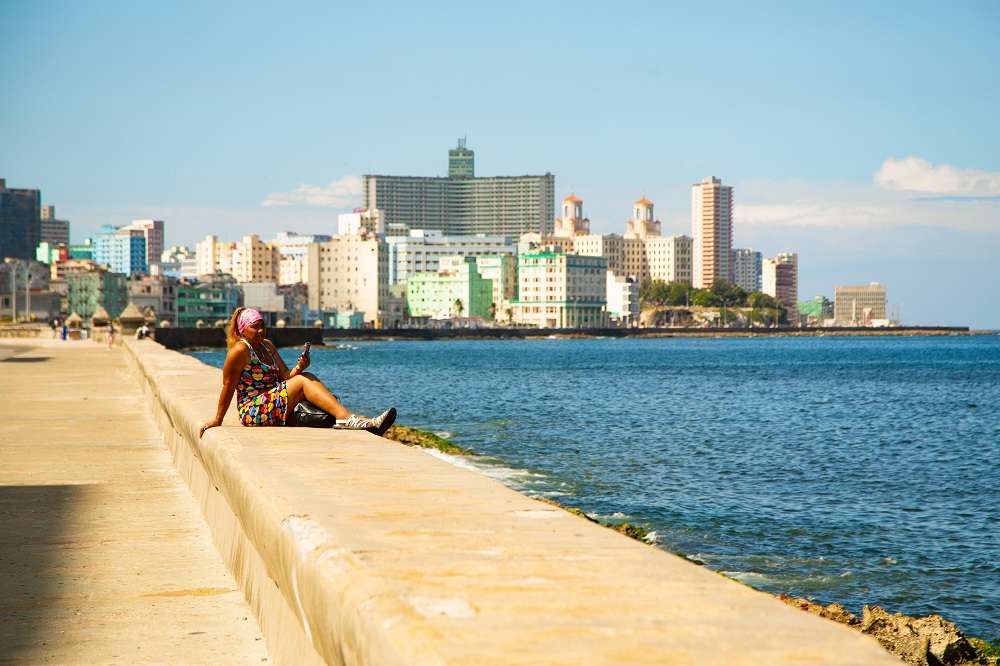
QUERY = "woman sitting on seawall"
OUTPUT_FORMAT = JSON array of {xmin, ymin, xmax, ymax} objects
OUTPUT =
[{"xmin": 199, "ymin": 307, "xmax": 396, "ymax": 439}]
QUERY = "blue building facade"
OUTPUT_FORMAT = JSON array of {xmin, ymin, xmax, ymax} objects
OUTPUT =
[{"xmin": 94, "ymin": 226, "xmax": 147, "ymax": 275}]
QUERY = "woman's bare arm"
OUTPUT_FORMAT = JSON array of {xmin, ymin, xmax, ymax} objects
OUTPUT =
[
  {"xmin": 199, "ymin": 345, "xmax": 248, "ymax": 437},
  {"xmin": 265, "ymin": 339, "xmax": 306, "ymax": 381}
]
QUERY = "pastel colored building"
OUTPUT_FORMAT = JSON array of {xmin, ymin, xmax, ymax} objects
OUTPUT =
[
  {"xmin": 512, "ymin": 251, "xmax": 608, "ymax": 329},
  {"xmin": 306, "ymin": 234, "xmax": 388, "ymax": 328},
  {"xmin": 692, "ymin": 176, "xmax": 733, "ymax": 288},
  {"xmin": 763, "ymin": 252, "xmax": 799, "ymax": 324},
  {"xmin": 94, "ymin": 225, "xmax": 148, "ymax": 275},
  {"xmin": 176, "ymin": 274, "xmax": 242, "ymax": 328},
  {"xmin": 606, "ymin": 271, "xmax": 640, "ymax": 326},
  {"xmin": 406, "ymin": 256, "xmax": 494, "ymax": 320},
  {"xmin": 385, "ymin": 229, "xmax": 515, "ymax": 286},
  {"xmin": 732, "ymin": 248, "xmax": 762, "ymax": 293},
  {"xmin": 66, "ymin": 267, "xmax": 129, "ymax": 320}
]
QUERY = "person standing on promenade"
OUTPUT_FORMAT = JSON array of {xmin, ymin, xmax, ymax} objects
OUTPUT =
[
  {"xmin": 105, "ymin": 324, "xmax": 114, "ymax": 348},
  {"xmin": 199, "ymin": 307, "xmax": 395, "ymax": 438}
]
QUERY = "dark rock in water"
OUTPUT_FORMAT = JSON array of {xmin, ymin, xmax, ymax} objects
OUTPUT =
[{"xmin": 860, "ymin": 605, "xmax": 979, "ymax": 666}]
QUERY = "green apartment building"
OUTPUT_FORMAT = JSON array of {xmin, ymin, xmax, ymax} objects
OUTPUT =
[
  {"xmin": 176, "ymin": 273, "xmax": 242, "ymax": 327},
  {"xmin": 66, "ymin": 269, "xmax": 128, "ymax": 320},
  {"xmin": 406, "ymin": 256, "xmax": 493, "ymax": 320}
]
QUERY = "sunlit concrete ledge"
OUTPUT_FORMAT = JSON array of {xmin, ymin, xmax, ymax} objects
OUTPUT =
[{"xmin": 122, "ymin": 338, "xmax": 899, "ymax": 666}]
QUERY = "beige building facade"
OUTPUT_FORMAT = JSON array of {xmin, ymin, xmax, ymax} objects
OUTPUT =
[
  {"xmin": 834, "ymin": 283, "xmax": 887, "ymax": 326},
  {"xmin": 306, "ymin": 234, "xmax": 388, "ymax": 327},
  {"xmin": 512, "ymin": 251, "xmax": 608, "ymax": 328},
  {"xmin": 763, "ymin": 253, "xmax": 799, "ymax": 324},
  {"xmin": 196, "ymin": 234, "xmax": 279, "ymax": 283},
  {"xmin": 691, "ymin": 176, "xmax": 733, "ymax": 288}
]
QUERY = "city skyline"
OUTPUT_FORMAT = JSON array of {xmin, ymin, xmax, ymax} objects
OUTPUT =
[{"xmin": 2, "ymin": 2, "xmax": 998, "ymax": 327}]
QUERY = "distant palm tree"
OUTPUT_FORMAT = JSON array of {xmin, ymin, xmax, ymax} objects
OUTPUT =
[
  {"xmin": 454, "ymin": 298, "xmax": 464, "ymax": 318},
  {"xmin": 489, "ymin": 301, "xmax": 497, "ymax": 321},
  {"xmin": 505, "ymin": 307, "xmax": 513, "ymax": 325}
]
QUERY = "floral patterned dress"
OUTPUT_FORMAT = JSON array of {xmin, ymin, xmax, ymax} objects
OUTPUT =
[{"xmin": 236, "ymin": 340, "xmax": 288, "ymax": 426}]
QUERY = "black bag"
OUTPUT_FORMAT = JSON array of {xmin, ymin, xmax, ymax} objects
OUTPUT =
[{"xmin": 292, "ymin": 400, "xmax": 335, "ymax": 428}]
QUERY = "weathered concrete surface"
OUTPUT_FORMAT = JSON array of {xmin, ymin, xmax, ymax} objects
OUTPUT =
[
  {"xmin": 122, "ymin": 337, "xmax": 901, "ymax": 666},
  {"xmin": 0, "ymin": 339, "xmax": 269, "ymax": 665}
]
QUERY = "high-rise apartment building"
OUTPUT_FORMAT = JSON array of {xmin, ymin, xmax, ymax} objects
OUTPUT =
[
  {"xmin": 732, "ymin": 248, "xmax": 762, "ymax": 293},
  {"xmin": 268, "ymin": 231, "xmax": 333, "ymax": 285},
  {"xmin": 691, "ymin": 176, "xmax": 733, "ymax": 288},
  {"xmin": 385, "ymin": 229, "xmax": 515, "ymax": 285},
  {"xmin": 195, "ymin": 235, "xmax": 231, "ymax": 276},
  {"xmin": 40, "ymin": 205, "xmax": 70, "ymax": 245},
  {"xmin": 94, "ymin": 225, "xmax": 148, "ymax": 275},
  {"xmin": 512, "ymin": 251, "xmax": 608, "ymax": 329},
  {"xmin": 120, "ymin": 220, "xmax": 164, "ymax": 271},
  {"xmin": 0, "ymin": 178, "xmax": 41, "ymax": 261},
  {"xmin": 363, "ymin": 141, "xmax": 555, "ymax": 236},
  {"xmin": 763, "ymin": 253, "xmax": 799, "ymax": 324},
  {"xmin": 306, "ymin": 235, "xmax": 389, "ymax": 327},
  {"xmin": 196, "ymin": 234, "xmax": 278, "ymax": 282},
  {"xmin": 231, "ymin": 235, "xmax": 279, "ymax": 283},
  {"xmin": 834, "ymin": 283, "xmax": 887, "ymax": 326},
  {"xmin": 448, "ymin": 138, "xmax": 475, "ymax": 178}
]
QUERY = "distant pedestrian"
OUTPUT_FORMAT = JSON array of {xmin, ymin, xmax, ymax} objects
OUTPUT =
[
  {"xmin": 106, "ymin": 324, "xmax": 114, "ymax": 348},
  {"xmin": 61, "ymin": 323, "xmax": 67, "ymax": 341}
]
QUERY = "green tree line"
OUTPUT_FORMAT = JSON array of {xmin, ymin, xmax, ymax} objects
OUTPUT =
[{"xmin": 639, "ymin": 280, "xmax": 788, "ymax": 322}]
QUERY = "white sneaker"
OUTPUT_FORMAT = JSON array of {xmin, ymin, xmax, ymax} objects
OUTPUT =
[{"xmin": 342, "ymin": 407, "xmax": 396, "ymax": 436}]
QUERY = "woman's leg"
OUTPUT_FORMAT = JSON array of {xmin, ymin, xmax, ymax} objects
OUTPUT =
[{"xmin": 285, "ymin": 372, "xmax": 351, "ymax": 420}]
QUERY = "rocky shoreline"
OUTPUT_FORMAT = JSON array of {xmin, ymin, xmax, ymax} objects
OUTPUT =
[
  {"xmin": 387, "ymin": 423, "xmax": 999, "ymax": 666},
  {"xmin": 777, "ymin": 596, "xmax": 999, "ymax": 666}
]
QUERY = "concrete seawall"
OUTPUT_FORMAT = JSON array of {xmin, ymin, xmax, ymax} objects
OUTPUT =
[
  {"xmin": 153, "ymin": 325, "xmax": 971, "ymax": 349},
  {"xmin": 122, "ymin": 337, "xmax": 901, "ymax": 665}
]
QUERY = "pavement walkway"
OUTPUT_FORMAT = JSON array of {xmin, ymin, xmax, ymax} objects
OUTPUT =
[{"xmin": 0, "ymin": 339, "xmax": 269, "ymax": 665}]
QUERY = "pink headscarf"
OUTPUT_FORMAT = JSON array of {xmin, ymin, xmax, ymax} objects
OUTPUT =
[{"xmin": 237, "ymin": 308, "xmax": 263, "ymax": 334}]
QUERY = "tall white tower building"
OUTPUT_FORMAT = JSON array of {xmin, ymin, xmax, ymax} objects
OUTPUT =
[{"xmin": 691, "ymin": 177, "xmax": 733, "ymax": 288}]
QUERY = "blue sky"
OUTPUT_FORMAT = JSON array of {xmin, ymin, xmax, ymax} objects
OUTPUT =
[{"xmin": 3, "ymin": 1, "xmax": 999, "ymax": 326}]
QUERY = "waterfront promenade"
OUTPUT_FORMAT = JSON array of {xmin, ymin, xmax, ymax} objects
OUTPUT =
[{"xmin": 0, "ymin": 339, "xmax": 268, "ymax": 664}]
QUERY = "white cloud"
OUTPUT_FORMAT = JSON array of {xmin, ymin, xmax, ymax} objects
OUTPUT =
[
  {"xmin": 261, "ymin": 175, "xmax": 363, "ymax": 208},
  {"xmin": 734, "ymin": 175, "xmax": 1000, "ymax": 232},
  {"xmin": 874, "ymin": 157, "xmax": 1000, "ymax": 196}
]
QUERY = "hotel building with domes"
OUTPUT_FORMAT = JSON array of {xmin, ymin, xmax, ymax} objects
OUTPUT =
[{"xmin": 524, "ymin": 195, "xmax": 692, "ymax": 286}]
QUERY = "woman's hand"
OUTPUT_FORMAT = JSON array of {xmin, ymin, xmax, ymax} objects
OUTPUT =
[
  {"xmin": 295, "ymin": 349, "xmax": 311, "ymax": 372},
  {"xmin": 199, "ymin": 418, "xmax": 222, "ymax": 438}
]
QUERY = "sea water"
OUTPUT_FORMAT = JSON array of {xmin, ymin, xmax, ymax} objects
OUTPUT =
[{"xmin": 192, "ymin": 335, "xmax": 1000, "ymax": 639}]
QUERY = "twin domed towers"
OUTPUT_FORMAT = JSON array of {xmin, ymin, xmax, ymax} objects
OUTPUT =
[{"xmin": 554, "ymin": 194, "xmax": 661, "ymax": 239}]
